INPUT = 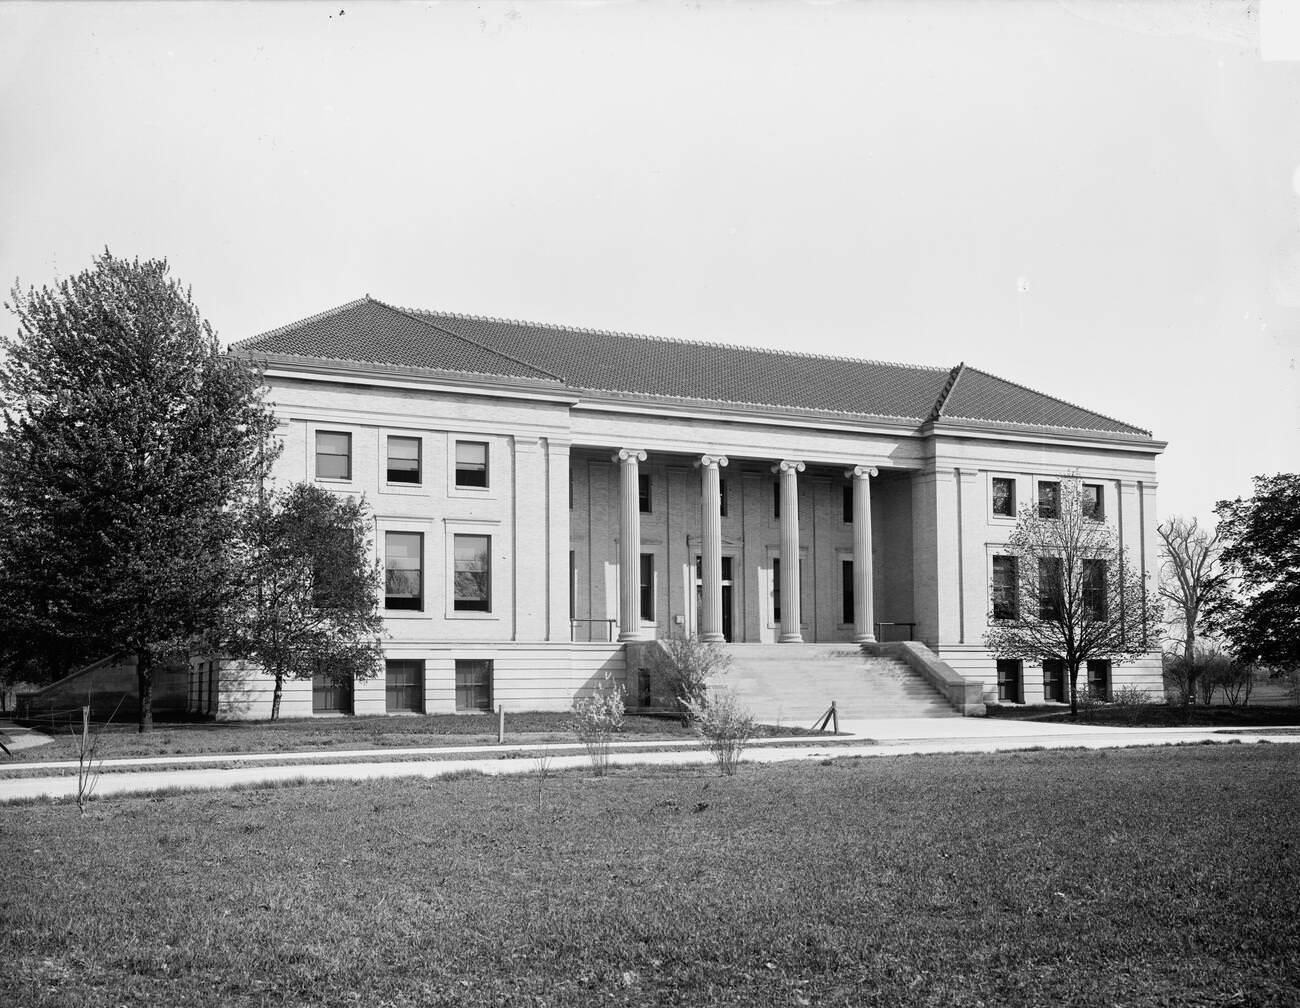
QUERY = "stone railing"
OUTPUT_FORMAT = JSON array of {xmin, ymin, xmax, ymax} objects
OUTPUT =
[{"xmin": 869, "ymin": 641, "xmax": 986, "ymax": 716}]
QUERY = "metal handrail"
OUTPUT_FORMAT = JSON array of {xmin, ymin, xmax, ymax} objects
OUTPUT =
[{"xmin": 874, "ymin": 621, "xmax": 917, "ymax": 642}]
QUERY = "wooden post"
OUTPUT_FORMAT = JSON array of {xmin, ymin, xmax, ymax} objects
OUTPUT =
[
  {"xmin": 831, "ymin": 700, "xmax": 838, "ymax": 734},
  {"xmin": 497, "ymin": 704, "xmax": 504, "ymax": 744}
]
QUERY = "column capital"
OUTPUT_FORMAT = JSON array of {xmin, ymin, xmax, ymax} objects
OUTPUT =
[
  {"xmin": 845, "ymin": 465, "xmax": 879, "ymax": 479},
  {"xmin": 612, "ymin": 448, "xmax": 647, "ymax": 464},
  {"xmin": 695, "ymin": 454, "xmax": 729, "ymax": 469},
  {"xmin": 772, "ymin": 459, "xmax": 806, "ymax": 474}
]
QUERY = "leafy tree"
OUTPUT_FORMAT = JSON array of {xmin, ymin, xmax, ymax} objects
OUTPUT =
[
  {"xmin": 0, "ymin": 251, "xmax": 278, "ymax": 731},
  {"xmin": 984, "ymin": 478, "xmax": 1161, "ymax": 715},
  {"xmin": 1209, "ymin": 473, "xmax": 1300, "ymax": 674},
  {"xmin": 1156, "ymin": 516, "xmax": 1228, "ymax": 705},
  {"xmin": 231, "ymin": 482, "xmax": 384, "ymax": 721}
]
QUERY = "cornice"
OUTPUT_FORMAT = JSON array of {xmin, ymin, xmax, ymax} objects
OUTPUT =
[
  {"xmin": 922, "ymin": 417, "xmax": 1166, "ymax": 455},
  {"xmin": 250, "ymin": 353, "xmax": 577, "ymax": 405}
]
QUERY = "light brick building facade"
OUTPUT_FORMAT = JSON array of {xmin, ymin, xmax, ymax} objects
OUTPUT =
[{"xmin": 197, "ymin": 297, "xmax": 1165, "ymax": 719}]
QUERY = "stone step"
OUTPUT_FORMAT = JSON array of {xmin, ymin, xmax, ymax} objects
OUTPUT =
[{"xmin": 717, "ymin": 643, "xmax": 955, "ymax": 724}]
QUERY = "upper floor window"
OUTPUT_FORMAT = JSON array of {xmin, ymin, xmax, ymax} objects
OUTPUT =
[
  {"xmin": 1082, "ymin": 483, "xmax": 1104, "ymax": 520},
  {"xmin": 316, "ymin": 431, "xmax": 351, "ymax": 481},
  {"xmin": 639, "ymin": 553, "xmax": 655, "ymax": 622},
  {"xmin": 992, "ymin": 477, "xmax": 1015, "ymax": 517},
  {"xmin": 455, "ymin": 441, "xmax": 489, "ymax": 488},
  {"xmin": 387, "ymin": 436, "xmax": 421, "ymax": 485},
  {"xmin": 1038, "ymin": 557, "xmax": 1063, "ymax": 620},
  {"xmin": 639, "ymin": 474, "xmax": 652, "ymax": 513},
  {"xmin": 772, "ymin": 482, "xmax": 781, "ymax": 519},
  {"xmin": 719, "ymin": 478, "xmax": 729, "ymax": 518},
  {"xmin": 384, "ymin": 531, "xmax": 423, "ymax": 611},
  {"xmin": 1038, "ymin": 481, "xmax": 1061, "ymax": 519},
  {"xmin": 843, "ymin": 484, "xmax": 854, "ymax": 523},
  {"xmin": 1083, "ymin": 559, "xmax": 1107, "ymax": 619},
  {"xmin": 992, "ymin": 555, "xmax": 1018, "ymax": 620},
  {"xmin": 453, "ymin": 534, "xmax": 491, "ymax": 612}
]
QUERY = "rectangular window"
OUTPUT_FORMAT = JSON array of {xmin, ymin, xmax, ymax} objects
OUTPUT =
[
  {"xmin": 316, "ymin": 431, "xmax": 351, "ymax": 481},
  {"xmin": 1038, "ymin": 481, "xmax": 1061, "ymax": 519},
  {"xmin": 453, "ymin": 534, "xmax": 491, "ymax": 611},
  {"xmin": 772, "ymin": 557, "xmax": 781, "ymax": 623},
  {"xmin": 841, "ymin": 559, "xmax": 854, "ymax": 625},
  {"xmin": 1082, "ymin": 483, "xmax": 1104, "ymax": 520},
  {"xmin": 1083, "ymin": 559, "xmax": 1107, "ymax": 619},
  {"xmin": 639, "ymin": 553, "xmax": 655, "ymax": 622},
  {"xmin": 773, "ymin": 482, "xmax": 781, "ymax": 519},
  {"xmin": 385, "ymin": 659, "xmax": 424, "ymax": 713},
  {"xmin": 639, "ymin": 473, "xmax": 651, "ymax": 513},
  {"xmin": 455, "ymin": 441, "xmax": 489, "ymax": 488},
  {"xmin": 992, "ymin": 477, "xmax": 1015, "ymax": 517},
  {"xmin": 312, "ymin": 671, "xmax": 353, "ymax": 714},
  {"xmin": 992, "ymin": 555, "xmax": 1018, "ymax": 620},
  {"xmin": 997, "ymin": 659, "xmax": 1023, "ymax": 704},
  {"xmin": 1087, "ymin": 660, "xmax": 1111, "ymax": 701},
  {"xmin": 1043, "ymin": 659, "xmax": 1066, "ymax": 703},
  {"xmin": 384, "ymin": 532, "xmax": 423, "ymax": 610},
  {"xmin": 719, "ymin": 478, "xmax": 728, "ymax": 518},
  {"xmin": 843, "ymin": 484, "xmax": 854, "ymax": 523},
  {"xmin": 386, "ymin": 436, "xmax": 421, "ymax": 485},
  {"xmin": 1038, "ymin": 557, "xmax": 1063, "ymax": 620},
  {"xmin": 455, "ymin": 659, "xmax": 493, "ymax": 712},
  {"xmin": 569, "ymin": 551, "xmax": 576, "ymax": 620}
]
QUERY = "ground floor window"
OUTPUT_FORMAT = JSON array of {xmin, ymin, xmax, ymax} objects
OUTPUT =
[
  {"xmin": 1087, "ymin": 660, "xmax": 1111, "ymax": 702},
  {"xmin": 841, "ymin": 559, "xmax": 854, "ymax": 625},
  {"xmin": 996, "ymin": 659, "xmax": 1023, "ymax": 703},
  {"xmin": 1042, "ymin": 659, "xmax": 1066, "ymax": 703},
  {"xmin": 312, "ymin": 672, "xmax": 353, "ymax": 714},
  {"xmin": 385, "ymin": 659, "xmax": 424, "ymax": 713},
  {"xmin": 456, "ymin": 659, "xmax": 493, "ymax": 712}
]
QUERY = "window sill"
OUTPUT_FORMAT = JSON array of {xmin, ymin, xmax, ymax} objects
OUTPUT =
[{"xmin": 447, "ymin": 611, "xmax": 500, "ymax": 621}]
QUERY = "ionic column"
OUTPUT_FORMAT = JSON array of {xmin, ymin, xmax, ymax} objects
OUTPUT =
[
  {"xmin": 773, "ymin": 460, "xmax": 805, "ymax": 643},
  {"xmin": 696, "ymin": 454, "xmax": 729, "ymax": 642},
  {"xmin": 847, "ymin": 465, "xmax": 879, "ymax": 644},
  {"xmin": 613, "ymin": 448, "xmax": 647, "ymax": 642}
]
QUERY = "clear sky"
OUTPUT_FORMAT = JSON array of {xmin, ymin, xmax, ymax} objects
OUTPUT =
[{"xmin": 2, "ymin": 1, "xmax": 1297, "ymax": 525}]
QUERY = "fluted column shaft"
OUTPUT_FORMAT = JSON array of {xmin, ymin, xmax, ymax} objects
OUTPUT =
[
  {"xmin": 613, "ymin": 449, "xmax": 646, "ymax": 642},
  {"xmin": 697, "ymin": 454, "xmax": 729, "ymax": 642},
  {"xmin": 774, "ymin": 460, "xmax": 805, "ymax": 643},
  {"xmin": 848, "ymin": 466, "xmax": 879, "ymax": 644}
]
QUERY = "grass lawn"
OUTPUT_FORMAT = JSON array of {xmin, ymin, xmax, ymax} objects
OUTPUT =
[
  {"xmin": 2, "ymin": 712, "xmax": 818, "ymax": 765},
  {"xmin": 3, "ymin": 746, "xmax": 1297, "ymax": 1007}
]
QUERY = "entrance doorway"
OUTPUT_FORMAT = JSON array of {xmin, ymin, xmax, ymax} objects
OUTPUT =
[{"xmin": 694, "ymin": 555, "xmax": 735, "ymax": 641}]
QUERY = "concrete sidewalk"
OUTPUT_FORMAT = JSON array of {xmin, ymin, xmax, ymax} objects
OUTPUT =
[{"xmin": 3, "ymin": 718, "xmax": 1296, "ymax": 804}]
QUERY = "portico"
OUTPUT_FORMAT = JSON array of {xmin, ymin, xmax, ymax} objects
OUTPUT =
[{"xmin": 572, "ymin": 446, "xmax": 893, "ymax": 646}]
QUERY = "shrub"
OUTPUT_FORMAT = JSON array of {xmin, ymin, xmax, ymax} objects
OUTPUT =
[
  {"xmin": 653, "ymin": 632, "xmax": 732, "ymax": 718},
  {"xmin": 1110, "ymin": 685, "xmax": 1152, "ymax": 726},
  {"xmin": 569, "ymin": 671, "xmax": 625, "ymax": 776},
  {"xmin": 1219, "ymin": 662, "xmax": 1256, "ymax": 707},
  {"xmin": 684, "ymin": 689, "xmax": 755, "ymax": 776},
  {"xmin": 1073, "ymin": 682, "xmax": 1104, "ymax": 722}
]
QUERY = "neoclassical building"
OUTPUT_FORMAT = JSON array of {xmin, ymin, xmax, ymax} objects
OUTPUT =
[{"xmin": 194, "ymin": 296, "xmax": 1165, "ymax": 719}]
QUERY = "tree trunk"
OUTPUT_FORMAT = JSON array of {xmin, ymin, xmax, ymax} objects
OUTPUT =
[
  {"xmin": 137, "ymin": 650, "xmax": 154, "ymax": 733},
  {"xmin": 271, "ymin": 673, "xmax": 283, "ymax": 722},
  {"xmin": 1069, "ymin": 661, "xmax": 1080, "ymax": 717}
]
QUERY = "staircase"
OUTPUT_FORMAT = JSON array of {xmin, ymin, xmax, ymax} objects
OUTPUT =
[{"xmin": 719, "ymin": 644, "xmax": 957, "ymax": 725}]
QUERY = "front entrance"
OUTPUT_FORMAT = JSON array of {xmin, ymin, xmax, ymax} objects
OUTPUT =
[{"xmin": 694, "ymin": 555, "xmax": 734, "ymax": 641}]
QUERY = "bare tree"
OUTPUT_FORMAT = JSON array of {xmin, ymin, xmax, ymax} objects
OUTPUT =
[
  {"xmin": 1156, "ymin": 516, "xmax": 1227, "ymax": 673},
  {"xmin": 985, "ymin": 478, "xmax": 1161, "ymax": 715}
]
